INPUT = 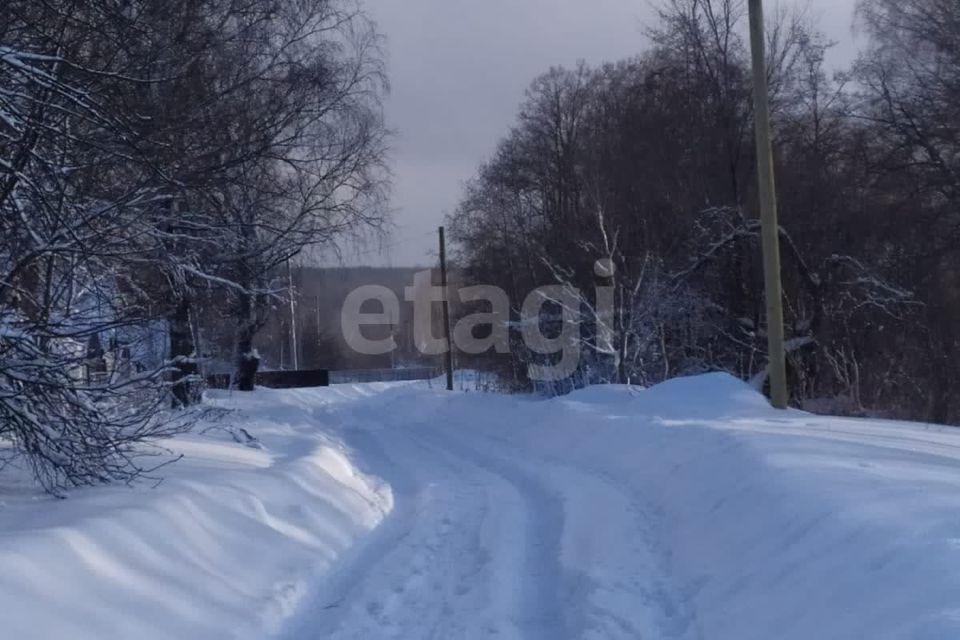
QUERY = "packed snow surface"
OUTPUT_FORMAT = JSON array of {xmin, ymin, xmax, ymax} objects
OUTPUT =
[{"xmin": 3, "ymin": 373, "xmax": 960, "ymax": 639}]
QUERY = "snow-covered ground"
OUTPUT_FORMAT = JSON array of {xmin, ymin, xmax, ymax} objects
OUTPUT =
[
  {"xmin": 0, "ymin": 387, "xmax": 394, "ymax": 640},
  {"xmin": 3, "ymin": 374, "xmax": 960, "ymax": 639}
]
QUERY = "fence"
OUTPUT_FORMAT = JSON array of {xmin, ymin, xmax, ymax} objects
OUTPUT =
[
  {"xmin": 329, "ymin": 367, "xmax": 442, "ymax": 385},
  {"xmin": 207, "ymin": 367, "xmax": 441, "ymax": 389},
  {"xmin": 206, "ymin": 369, "xmax": 330, "ymax": 390}
]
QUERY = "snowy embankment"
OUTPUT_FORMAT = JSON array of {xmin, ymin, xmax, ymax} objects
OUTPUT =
[
  {"xmin": 0, "ymin": 386, "xmax": 394, "ymax": 640},
  {"xmin": 4, "ymin": 375, "xmax": 960, "ymax": 639}
]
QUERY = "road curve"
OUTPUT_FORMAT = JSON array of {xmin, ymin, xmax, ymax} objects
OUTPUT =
[{"xmin": 281, "ymin": 387, "xmax": 692, "ymax": 640}]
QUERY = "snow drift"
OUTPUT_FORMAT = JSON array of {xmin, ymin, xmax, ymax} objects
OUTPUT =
[
  {"xmin": 3, "ymin": 374, "xmax": 960, "ymax": 639},
  {"xmin": 0, "ymin": 387, "xmax": 392, "ymax": 640}
]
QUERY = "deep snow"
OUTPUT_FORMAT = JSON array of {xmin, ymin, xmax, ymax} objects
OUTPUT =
[
  {"xmin": 3, "ymin": 374, "xmax": 960, "ymax": 639},
  {"xmin": 0, "ymin": 386, "xmax": 394, "ymax": 640}
]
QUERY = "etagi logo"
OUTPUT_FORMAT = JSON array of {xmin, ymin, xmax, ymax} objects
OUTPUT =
[{"xmin": 340, "ymin": 260, "xmax": 617, "ymax": 382}]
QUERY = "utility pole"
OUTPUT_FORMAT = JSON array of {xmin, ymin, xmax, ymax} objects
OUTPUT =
[
  {"xmin": 438, "ymin": 226, "xmax": 454, "ymax": 391},
  {"xmin": 747, "ymin": 0, "xmax": 788, "ymax": 409},
  {"xmin": 286, "ymin": 259, "xmax": 299, "ymax": 371}
]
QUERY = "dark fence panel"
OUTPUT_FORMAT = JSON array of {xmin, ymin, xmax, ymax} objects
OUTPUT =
[
  {"xmin": 329, "ymin": 367, "xmax": 441, "ymax": 384},
  {"xmin": 206, "ymin": 369, "xmax": 330, "ymax": 390},
  {"xmin": 258, "ymin": 369, "xmax": 330, "ymax": 389},
  {"xmin": 207, "ymin": 367, "xmax": 440, "ymax": 390}
]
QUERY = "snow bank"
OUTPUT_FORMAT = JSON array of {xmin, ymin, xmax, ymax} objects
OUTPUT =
[
  {"xmin": 4, "ymin": 375, "xmax": 960, "ymax": 639},
  {"xmin": 493, "ymin": 374, "xmax": 960, "ymax": 639},
  {"xmin": 0, "ymin": 387, "xmax": 392, "ymax": 640},
  {"xmin": 563, "ymin": 371, "xmax": 770, "ymax": 417}
]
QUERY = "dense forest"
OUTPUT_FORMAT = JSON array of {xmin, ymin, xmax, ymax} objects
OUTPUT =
[{"xmin": 448, "ymin": 0, "xmax": 960, "ymax": 423}]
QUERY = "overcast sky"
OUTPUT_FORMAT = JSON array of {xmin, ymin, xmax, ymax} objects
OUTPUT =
[{"xmin": 356, "ymin": 0, "xmax": 860, "ymax": 267}]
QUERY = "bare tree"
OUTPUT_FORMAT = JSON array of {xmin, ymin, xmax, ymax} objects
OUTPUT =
[
  {"xmin": 0, "ymin": 0, "xmax": 389, "ymax": 491},
  {"xmin": 0, "ymin": 0, "xmax": 194, "ymax": 492}
]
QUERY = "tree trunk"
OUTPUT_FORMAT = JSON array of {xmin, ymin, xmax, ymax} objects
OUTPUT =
[
  {"xmin": 234, "ymin": 290, "xmax": 261, "ymax": 392},
  {"xmin": 169, "ymin": 298, "xmax": 200, "ymax": 408}
]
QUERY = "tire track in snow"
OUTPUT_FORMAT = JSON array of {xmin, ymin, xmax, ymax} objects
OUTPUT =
[
  {"xmin": 284, "ymin": 387, "xmax": 687, "ymax": 640},
  {"xmin": 283, "ymin": 425, "xmax": 493, "ymax": 640},
  {"xmin": 420, "ymin": 422, "xmax": 699, "ymax": 640},
  {"xmin": 409, "ymin": 422, "xmax": 570, "ymax": 640},
  {"xmin": 285, "ymin": 417, "xmax": 551, "ymax": 640}
]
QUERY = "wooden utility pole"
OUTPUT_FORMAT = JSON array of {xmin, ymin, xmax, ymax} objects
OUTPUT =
[
  {"xmin": 286, "ymin": 259, "xmax": 299, "ymax": 371},
  {"xmin": 747, "ymin": 0, "xmax": 788, "ymax": 409},
  {"xmin": 438, "ymin": 226, "xmax": 454, "ymax": 391}
]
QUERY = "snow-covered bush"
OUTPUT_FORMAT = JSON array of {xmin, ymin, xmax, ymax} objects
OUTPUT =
[{"xmin": 0, "ymin": 313, "xmax": 190, "ymax": 495}]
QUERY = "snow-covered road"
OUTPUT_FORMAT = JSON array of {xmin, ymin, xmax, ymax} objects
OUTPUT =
[
  {"xmin": 6, "ymin": 374, "xmax": 960, "ymax": 640},
  {"xmin": 284, "ymin": 389, "xmax": 683, "ymax": 640},
  {"xmin": 277, "ymin": 377, "xmax": 960, "ymax": 640}
]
